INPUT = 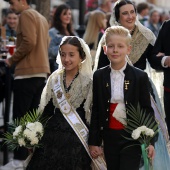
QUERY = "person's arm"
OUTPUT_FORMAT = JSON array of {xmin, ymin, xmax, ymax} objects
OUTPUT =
[
  {"xmin": 149, "ymin": 21, "xmax": 169, "ymax": 69},
  {"xmin": 135, "ymin": 43, "xmax": 163, "ymax": 71},
  {"xmin": 88, "ymin": 71, "xmax": 103, "ymax": 158},
  {"xmin": 8, "ymin": 12, "xmax": 37, "ymax": 65},
  {"xmin": 88, "ymin": 71, "xmax": 101, "ymax": 146},
  {"xmin": 48, "ymin": 35, "xmax": 62, "ymax": 60}
]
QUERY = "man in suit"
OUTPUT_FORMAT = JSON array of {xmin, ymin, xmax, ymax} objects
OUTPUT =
[
  {"xmin": 1, "ymin": 0, "xmax": 50, "ymax": 169},
  {"xmin": 151, "ymin": 19, "xmax": 170, "ymax": 136},
  {"xmin": 88, "ymin": 26, "xmax": 156, "ymax": 170}
]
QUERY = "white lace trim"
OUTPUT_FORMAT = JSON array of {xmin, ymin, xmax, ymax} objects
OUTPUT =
[
  {"xmin": 110, "ymin": 67, "xmax": 125, "ymax": 103},
  {"xmin": 129, "ymin": 26, "xmax": 149, "ymax": 64},
  {"xmin": 38, "ymin": 70, "xmax": 92, "ymax": 123}
]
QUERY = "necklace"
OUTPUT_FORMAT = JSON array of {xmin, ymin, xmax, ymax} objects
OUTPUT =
[{"xmin": 63, "ymin": 70, "xmax": 79, "ymax": 99}]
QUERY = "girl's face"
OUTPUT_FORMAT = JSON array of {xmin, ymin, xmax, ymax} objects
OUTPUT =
[
  {"xmin": 103, "ymin": 34, "xmax": 131, "ymax": 69},
  {"xmin": 60, "ymin": 9, "xmax": 72, "ymax": 25},
  {"xmin": 119, "ymin": 4, "xmax": 136, "ymax": 31},
  {"xmin": 60, "ymin": 44, "xmax": 82, "ymax": 72}
]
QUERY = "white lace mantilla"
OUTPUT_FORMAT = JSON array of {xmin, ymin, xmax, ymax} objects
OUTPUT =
[
  {"xmin": 38, "ymin": 70, "xmax": 92, "ymax": 123},
  {"xmin": 129, "ymin": 26, "xmax": 149, "ymax": 64}
]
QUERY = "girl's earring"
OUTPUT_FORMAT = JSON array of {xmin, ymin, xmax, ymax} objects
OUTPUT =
[{"xmin": 78, "ymin": 63, "xmax": 82, "ymax": 70}]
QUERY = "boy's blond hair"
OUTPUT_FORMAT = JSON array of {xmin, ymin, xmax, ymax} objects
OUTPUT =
[{"xmin": 104, "ymin": 26, "xmax": 132, "ymax": 45}]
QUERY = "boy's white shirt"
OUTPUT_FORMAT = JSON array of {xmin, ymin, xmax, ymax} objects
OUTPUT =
[{"xmin": 110, "ymin": 62, "xmax": 127, "ymax": 125}]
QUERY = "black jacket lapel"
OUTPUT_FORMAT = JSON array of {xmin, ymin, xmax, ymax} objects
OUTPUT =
[
  {"xmin": 124, "ymin": 64, "xmax": 133, "ymax": 104},
  {"xmin": 103, "ymin": 66, "xmax": 111, "ymax": 98}
]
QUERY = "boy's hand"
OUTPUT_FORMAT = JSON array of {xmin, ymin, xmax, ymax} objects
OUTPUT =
[
  {"xmin": 147, "ymin": 145, "xmax": 155, "ymax": 160},
  {"xmin": 89, "ymin": 145, "xmax": 103, "ymax": 159}
]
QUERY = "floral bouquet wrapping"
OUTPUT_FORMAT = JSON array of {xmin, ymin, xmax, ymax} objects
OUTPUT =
[
  {"xmin": 3, "ymin": 109, "xmax": 48, "ymax": 151},
  {"xmin": 123, "ymin": 104, "xmax": 159, "ymax": 170}
]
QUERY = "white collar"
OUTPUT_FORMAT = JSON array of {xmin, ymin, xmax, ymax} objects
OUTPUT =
[{"xmin": 110, "ymin": 62, "xmax": 127, "ymax": 76}]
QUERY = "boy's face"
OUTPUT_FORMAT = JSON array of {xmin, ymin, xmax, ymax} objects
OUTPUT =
[{"xmin": 103, "ymin": 34, "xmax": 131, "ymax": 69}]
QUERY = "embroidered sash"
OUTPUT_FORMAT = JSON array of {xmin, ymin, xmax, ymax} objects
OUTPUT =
[
  {"xmin": 53, "ymin": 74, "xmax": 107, "ymax": 170},
  {"xmin": 150, "ymin": 96, "xmax": 169, "ymax": 143}
]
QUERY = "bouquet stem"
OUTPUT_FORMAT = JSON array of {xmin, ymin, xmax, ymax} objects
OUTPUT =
[{"xmin": 141, "ymin": 144, "xmax": 149, "ymax": 170}]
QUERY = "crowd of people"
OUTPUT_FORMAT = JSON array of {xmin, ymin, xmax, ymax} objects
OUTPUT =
[{"xmin": 0, "ymin": 0, "xmax": 170, "ymax": 170}]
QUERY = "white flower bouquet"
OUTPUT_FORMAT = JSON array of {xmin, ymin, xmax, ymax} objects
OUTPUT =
[
  {"xmin": 3, "ymin": 109, "xmax": 48, "ymax": 150},
  {"xmin": 123, "ymin": 104, "xmax": 159, "ymax": 170}
]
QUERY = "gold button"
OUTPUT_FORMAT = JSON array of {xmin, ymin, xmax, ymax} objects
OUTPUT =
[
  {"xmin": 106, "ymin": 118, "xmax": 108, "ymax": 121},
  {"xmin": 100, "ymin": 127, "xmax": 103, "ymax": 130},
  {"xmin": 107, "ymin": 109, "xmax": 109, "ymax": 112}
]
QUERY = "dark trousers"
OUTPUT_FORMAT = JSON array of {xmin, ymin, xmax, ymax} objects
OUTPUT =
[
  {"xmin": 164, "ymin": 90, "xmax": 170, "ymax": 136},
  {"xmin": 103, "ymin": 128, "xmax": 141, "ymax": 170},
  {"xmin": 13, "ymin": 77, "xmax": 46, "ymax": 160}
]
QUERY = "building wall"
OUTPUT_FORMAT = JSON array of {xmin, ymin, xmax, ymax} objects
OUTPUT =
[{"xmin": 155, "ymin": 0, "xmax": 170, "ymax": 9}]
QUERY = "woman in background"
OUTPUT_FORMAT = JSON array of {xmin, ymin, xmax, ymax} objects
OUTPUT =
[
  {"xmin": 48, "ymin": 4, "xmax": 76, "ymax": 73},
  {"xmin": 83, "ymin": 10, "xmax": 107, "ymax": 66},
  {"xmin": 94, "ymin": 0, "xmax": 157, "ymax": 70}
]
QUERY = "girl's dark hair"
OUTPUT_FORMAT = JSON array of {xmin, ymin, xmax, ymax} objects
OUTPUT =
[
  {"xmin": 60, "ymin": 37, "xmax": 86, "ymax": 60},
  {"xmin": 114, "ymin": 0, "xmax": 137, "ymax": 22},
  {"xmin": 52, "ymin": 4, "xmax": 75, "ymax": 36}
]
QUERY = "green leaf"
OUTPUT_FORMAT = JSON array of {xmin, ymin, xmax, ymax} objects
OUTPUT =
[
  {"xmin": 148, "ymin": 121, "xmax": 156, "ymax": 129},
  {"xmin": 140, "ymin": 111, "xmax": 147, "ymax": 125},
  {"xmin": 120, "ymin": 143, "xmax": 140, "ymax": 153},
  {"xmin": 124, "ymin": 128, "xmax": 132, "ymax": 134},
  {"xmin": 121, "ymin": 135, "xmax": 135, "ymax": 141},
  {"xmin": 145, "ymin": 116, "xmax": 154, "ymax": 128},
  {"xmin": 123, "ymin": 102, "xmax": 159, "ymax": 146},
  {"xmin": 127, "ymin": 121, "xmax": 139, "ymax": 129},
  {"xmin": 126, "ymin": 108, "xmax": 139, "ymax": 121},
  {"xmin": 2, "ymin": 109, "xmax": 48, "ymax": 150},
  {"xmin": 127, "ymin": 119, "xmax": 140, "ymax": 127},
  {"xmin": 143, "ymin": 113, "xmax": 151, "ymax": 125},
  {"xmin": 152, "ymin": 124, "xmax": 159, "ymax": 132}
]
